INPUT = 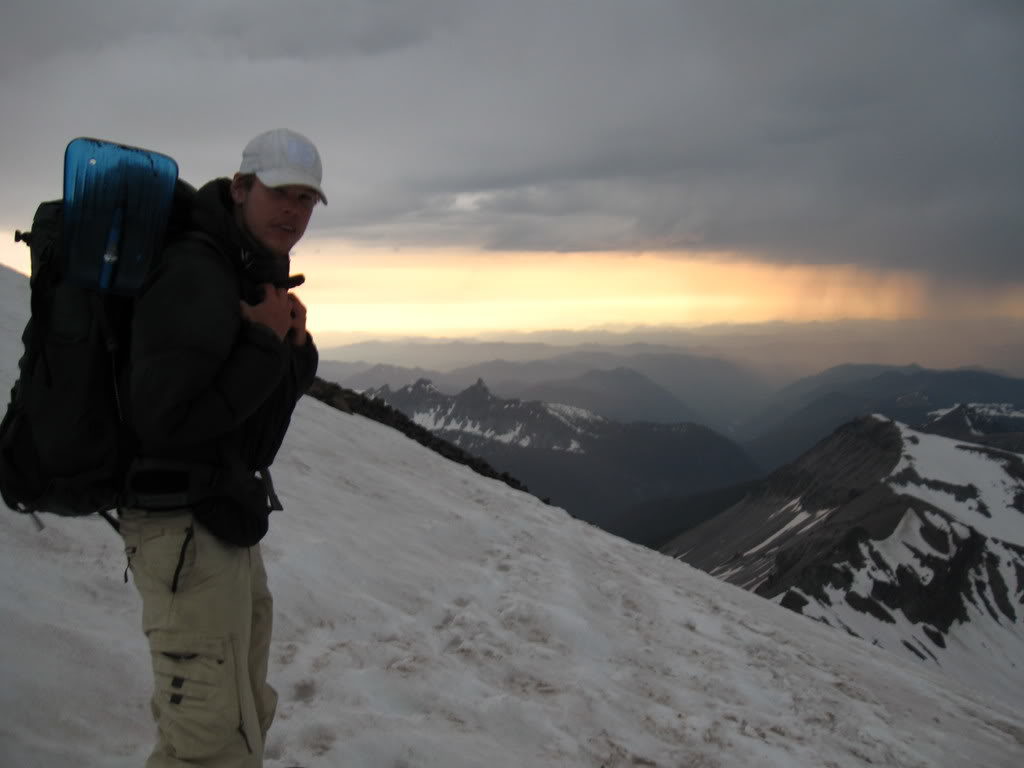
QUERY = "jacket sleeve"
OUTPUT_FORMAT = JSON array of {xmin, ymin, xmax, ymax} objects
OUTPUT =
[
  {"xmin": 130, "ymin": 243, "xmax": 290, "ymax": 447},
  {"xmin": 242, "ymin": 335, "xmax": 319, "ymax": 468},
  {"xmin": 292, "ymin": 332, "xmax": 319, "ymax": 391}
]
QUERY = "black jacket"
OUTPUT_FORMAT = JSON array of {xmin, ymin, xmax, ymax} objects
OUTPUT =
[{"xmin": 129, "ymin": 179, "xmax": 318, "ymax": 544}]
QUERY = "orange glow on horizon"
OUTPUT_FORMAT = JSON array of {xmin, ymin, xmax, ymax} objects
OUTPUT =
[
  {"xmin": 293, "ymin": 239, "xmax": 936, "ymax": 338},
  {"xmin": 0, "ymin": 232, "xmax": 30, "ymax": 278},
  {"xmin": 4, "ymin": 231, "xmax": 1022, "ymax": 340}
]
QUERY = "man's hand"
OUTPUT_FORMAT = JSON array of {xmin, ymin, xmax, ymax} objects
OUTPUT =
[
  {"xmin": 240, "ymin": 283, "xmax": 292, "ymax": 341},
  {"xmin": 287, "ymin": 293, "xmax": 308, "ymax": 346}
]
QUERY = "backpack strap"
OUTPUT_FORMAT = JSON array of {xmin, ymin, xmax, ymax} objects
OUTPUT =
[
  {"xmin": 175, "ymin": 229, "xmax": 252, "ymax": 297},
  {"xmin": 177, "ymin": 230, "xmax": 225, "ymax": 257}
]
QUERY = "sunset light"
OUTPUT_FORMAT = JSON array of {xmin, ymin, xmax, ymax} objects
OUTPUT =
[
  {"xmin": 5, "ymin": 231, "xmax": 1022, "ymax": 343},
  {"xmin": 294, "ymin": 240, "xmax": 941, "ymax": 340}
]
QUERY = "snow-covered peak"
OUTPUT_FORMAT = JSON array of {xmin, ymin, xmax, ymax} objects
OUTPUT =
[
  {"xmin": 409, "ymin": 377, "xmax": 440, "ymax": 394},
  {"xmin": 970, "ymin": 402, "xmax": 1024, "ymax": 418},
  {"xmin": 543, "ymin": 401, "xmax": 604, "ymax": 428},
  {"xmin": 889, "ymin": 422, "xmax": 1024, "ymax": 546},
  {"xmin": 929, "ymin": 402, "xmax": 1024, "ymax": 420},
  {"xmin": 663, "ymin": 415, "xmax": 1024, "ymax": 710}
]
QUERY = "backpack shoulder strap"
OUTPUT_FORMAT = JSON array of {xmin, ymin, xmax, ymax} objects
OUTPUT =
[
  {"xmin": 178, "ymin": 229, "xmax": 222, "ymax": 254},
  {"xmin": 167, "ymin": 230, "xmax": 242, "ymax": 284}
]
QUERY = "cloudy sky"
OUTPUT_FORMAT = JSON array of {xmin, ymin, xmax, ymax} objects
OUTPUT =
[{"xmin": 1, "ymin": 0, "xmax": 1022, "ymax": 343}]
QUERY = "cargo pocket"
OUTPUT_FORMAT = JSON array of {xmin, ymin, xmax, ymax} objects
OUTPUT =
[
  {"xmin": 130, "ymin": 523, "xmax": 196, "ymax": 594},
  {"xmin": 148, "ymin": 631, "xmax": 244, "ymax": 760}
]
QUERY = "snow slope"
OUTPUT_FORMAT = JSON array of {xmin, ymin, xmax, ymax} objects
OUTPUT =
[
  {"xmin": 664, "ymin": 413, "xmax": 1024, "ymax": 713},
  {"xmin": 1, "ymin": 266, "xmax": 1022, "ymax": 767},
  {"xmin": 778, "ymin": 419, "xmax": 1024, "ymax": 708}
]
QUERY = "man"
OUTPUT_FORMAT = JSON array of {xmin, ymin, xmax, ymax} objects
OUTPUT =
[{"xmin": 119, "ymin": 128, "xmax": 324, "ymax": 767}]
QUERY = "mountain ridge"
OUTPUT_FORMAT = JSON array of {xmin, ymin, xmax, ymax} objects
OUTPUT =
[
  {"xmin": 741, "ymin": 367, "xmax": 1024, "ymax": 470},
  {"xmin": 369, "ymin": 377, "xmax": 758, "ymax": 538},
  {"xmin": 663, "ymin": 415, "xmax": 1024, "ymax": 708}
]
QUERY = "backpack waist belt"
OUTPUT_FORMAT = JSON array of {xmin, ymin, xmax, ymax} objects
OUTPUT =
[
  {"xmin": 123, "ymin": 459, "xmax": 221, "ymax": 510},
  {"xmin": 123, "ymin": 460, "xmax": 282, "ymax": 513}
]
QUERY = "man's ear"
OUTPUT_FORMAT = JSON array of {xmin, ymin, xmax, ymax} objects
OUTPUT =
[{"xmin": 230, "ymin": 173, "xmax": 249, "ymax": 205}]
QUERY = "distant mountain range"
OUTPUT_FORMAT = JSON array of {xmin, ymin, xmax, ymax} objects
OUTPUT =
[
  {"xmin": 320, "ymin": 352, "xmax": 1024, "ymax": 476},
  {"xmin": 660, "ymin": 414, "xmax": 1024, "ymax": 705},
  {"xmin": 318, "ymin": 323, "xmax": 1024, "ymax": 381},
  {"xmin": 320, "ymin": 350, "xmax": 772, "ymax": 432},
  {"xmin": 740, "ymin": 366, "xmax": 1024, "ymax": 470},
  {"xmin": 923, "ymin": 402, "xmax": 1024, "ymax": 452},
  {"xmin": 367, "ymin": 379, "xmax": 758, "ymax": 540},
  {"xmin": 515, "ymin": 367, "xmax": 697, "ymax": 424}
]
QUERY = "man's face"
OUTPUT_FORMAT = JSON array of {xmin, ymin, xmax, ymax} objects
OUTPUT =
[{"xmin": 231, "ymin": 175, "xmax": 317, "ymax": 256}]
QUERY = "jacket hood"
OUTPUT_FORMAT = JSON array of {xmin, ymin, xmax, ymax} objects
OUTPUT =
[{"xmin": 190, "ymin": 178, "xmax": 293, "ymax": 288}]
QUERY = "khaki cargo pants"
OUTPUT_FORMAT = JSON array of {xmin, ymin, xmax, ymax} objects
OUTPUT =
[{"xmin": 120, "ymin": 511, "xmax": 278, "ymax": 768}]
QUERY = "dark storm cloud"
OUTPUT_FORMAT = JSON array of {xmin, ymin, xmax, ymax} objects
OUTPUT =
[
  {"xmin": 1, "ymin": 0, "xmax": 1021, "ymax": 279},
  {"xmin": 0, "ymin": 0, "xmax": 464, "ymax": 66}
]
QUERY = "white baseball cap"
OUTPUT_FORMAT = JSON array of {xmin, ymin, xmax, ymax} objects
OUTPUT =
[{"xmin": 239, "ymin": 128, "xmax": 328, "ymax": 204}]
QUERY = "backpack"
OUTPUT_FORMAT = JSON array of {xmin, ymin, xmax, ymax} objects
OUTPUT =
[{"xmin": 0, "ymin": 138, "xmax": 184, "ymax": 520}]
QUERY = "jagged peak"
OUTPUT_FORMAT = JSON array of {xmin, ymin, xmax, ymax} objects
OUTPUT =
[
  {"xmin": 410, "ymin": 377, "xmax": 438, "ymax": 392},
  {"xmin": 459, "ymin": 378, "xmax": 493, "ymax": 397}
]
